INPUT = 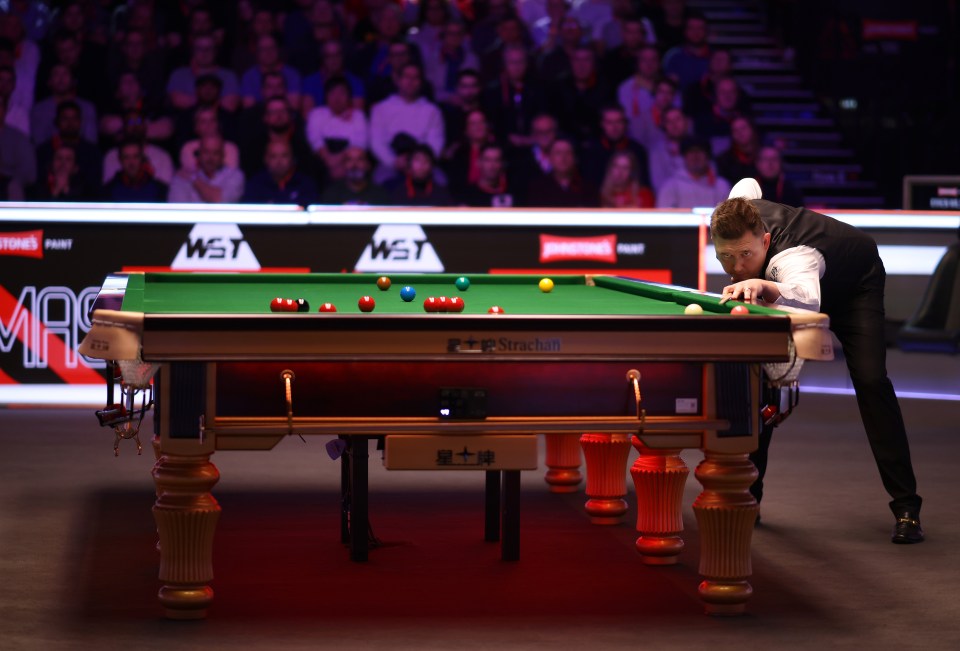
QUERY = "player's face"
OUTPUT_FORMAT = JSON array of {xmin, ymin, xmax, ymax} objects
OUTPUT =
[{"xmin": 713, "ymin": 231, "xmax": 771, "ymax": 282}]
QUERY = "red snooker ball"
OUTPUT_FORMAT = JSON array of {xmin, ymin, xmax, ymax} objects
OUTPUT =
[
  {"xmin": 358, "ymin": 296, "xmax": 375, "ymax": 312},
  {"xmin": 437, "ymin": 296, "xmax": 451, "ymax": 312},
  {"xmin": 318, "ymin": 303, "xmax": 337, "ymax": 312},
  {"xmin": 730, "ymin": 305, "xmax": 750, "ymax": 315},
  {"xmin": 270, "ymin": 297, "xmax": 285, "ymax": 312},
  {"xmin": 449, "ymin": 296, "xmax": 465, "ymax": 312},
  {"xmin": 424, "ymin": 297, "xmax": 439, "ymax": 312},
  {"xmin": 487, "ymin": 306, "xmax": 505, "ymax": 314}
]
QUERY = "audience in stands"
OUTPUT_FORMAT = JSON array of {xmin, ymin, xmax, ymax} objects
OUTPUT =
[
  {"xmin": 368, "ymin": 62, "xmax": 444, "ymax": 183},
  {"xmin": 242, "ymin": 139, "xmax": 321, "ymax": 206},
  {"xmin": 0, "ymin": 93, "xmax": 35, "ymax": 188},
  {"xmin": 102, "ymin": 139, "xmax": 169, "ymax": 202},
  {"xmin": 459, "ymin": 142, "xmax": 516, "ymax": 207},
  {"xmin": 0, "ymin": 0, "xmax": 804, "ymax": 208},
  {"xmin": 526, "ymin": 137, "xmax": 598, "ymax": 207},
  {"xmin": 754, "ymin": 145, "xmax": 805, "ymax": 205},
  {"xmin": 168, "ymin": 134, "xmax": 244, "ymax": 203},
  {"xmin": 656, "ymin": 135, "xmax": 730, "ymax": 208},
  {"xmin": 600, "ymin": 150, "xmax": 654, "ymax": 208}
]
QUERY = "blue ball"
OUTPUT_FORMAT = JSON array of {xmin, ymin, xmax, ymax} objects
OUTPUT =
[{"xmin": 400, "ymin": 285, "xmax": 416, "ymax": 302}]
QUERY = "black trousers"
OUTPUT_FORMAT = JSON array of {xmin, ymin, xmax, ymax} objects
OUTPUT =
[{"xmin": 750, "ymin": 260, "xmax": 923, "ymax": 515}]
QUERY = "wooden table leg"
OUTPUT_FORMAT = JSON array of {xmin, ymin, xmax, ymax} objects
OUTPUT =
[
  {"xmin": 501, "ymin": 470, "xmax": 520, "ymax": 561},
  {"xmin": 543, "ymin": 433, "xmax": 582, "ymax": 493},
  {"xmin": 630, "ymin": 438, "xmax": 689, "ymax": 564},
  {"xmin": 485, "ymin": 470, "xmax": 501, "ymax": 542},
  {"xmin": 580, "ymin": 433, "xmax": 631, "ymax": 524},
  {"xmin": 692, "ymin": 452, "xmax": 758, "ymax": 616},
  {"xmin": 152, "ymin": 452, "xmax": 221, "ymax": 620}
]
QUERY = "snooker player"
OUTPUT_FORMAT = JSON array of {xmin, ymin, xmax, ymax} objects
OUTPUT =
[{"xmin": 711, "ymin": 178, "xmax": 924, "ymax": 544}]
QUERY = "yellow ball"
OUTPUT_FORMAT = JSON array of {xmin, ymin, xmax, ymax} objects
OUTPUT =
[
  {"xmin": 538, "ymin": 278, "xmax": 554, "ymax": 293},
  {"xmin": 684, "ymin": 303, "xmax": 704, "ymax": 315}
]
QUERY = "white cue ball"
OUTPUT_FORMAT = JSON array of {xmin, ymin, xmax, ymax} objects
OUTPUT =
[{"xmin": 684, "ymin": 303, "xmax": 704, "ymax": 315}]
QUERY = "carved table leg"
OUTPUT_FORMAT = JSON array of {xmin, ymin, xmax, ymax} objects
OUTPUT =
[
  {"xmin": 152, "ymin": 453, "xmax": 221, "ymax": 620},
  {"xmin": 543, "ymin": 433, "xmax": 582, "ymax": 493},
  {"xmin": 630, "ymin": 438, "xmax": 689, "ymax": 564},
  {"xmin": 692, "ymin": 452, "xmax": 758, "ymax": 616},
  {"xmin": 580, "ymin": 433, "xmax": 631, "ymax": 524}
]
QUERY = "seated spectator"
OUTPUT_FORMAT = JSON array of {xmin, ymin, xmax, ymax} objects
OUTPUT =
[
  {"xmin": 179, "ymin": 107, "xmax": 241, "ymax": 172},
  {"xmin": 0, "ymin": 93, "xmax": 34, "ymax": 187},
  {"xmin": 439, "ymin": 69, "xmax": 483, "ymax": 147},
  {"xmin": 30, "ymin": 63, "xmax": 97, "ymax": 144},
  {"xmin": 388, "ymin": 143, "xmax": 453, "ymax": 206},
  {"xmin": 529, "ymin": 0, "xmax": 570, "ymax": 51},
  {"xmin": 655, "ymin": 136, "xmax": 730, "ymax": 208},
  {"xmin": 229, "ymin": 6, "xmax": 277, "ymax": 74},
  {"xmin": 647, "ymin": 105, "xmax": 689, "ymax": 192},
  {"xmin": 693, "ymin": 76, "xmax": 748, "ymax": 155},
  {"xmin": 166, "ymin": 33, "xmax": 240, "ymax": 112},
  {"xmin": 238, "ymin": 95, "xmax": 316, "ymax": 179},
  {"xmin": 684, "ymin": 47, "xmax": 738, "ymax": 120},
  {"xmin": 600, "ymin": 150, "xmax": 654, "ymax": 207},
  {"xmin": 525, "ymin": 137, "xmax": 598, "ymax": 207},
  {"xmin": 28, "ymin": 143, "xmax": 93, "ymax": 201},
  {"xmin": 661, "ymin": 11, "xmax": 711, "ymax": 96},
  {"xmin": 715, "ymin": 116, "xmax": 761, "ymax": 184},
  {"xmin": 0, "ymin": 13, "xmax": 40, "ymax": 126},
  {"xmin": 580, "ymin": 104, "xmax": 650, "ymax": 187},
  {"xmin": 366, "ymin": 41, "xmax": 428, "ymax": 107},
  {"xmin": 617, "ymin": 44, "xmax": 662, "ymax": 139},
  {"xmin": 0, "ymin": 173, "xmax": 23, "ymax": 201},
  {"xmin": 242, "ymin": 139, "xmax": 321, "ymax": 206},
  {"xmin": 350, "ymin": 4, "xmax": 408, "ymax": 90},
  {"xmin": 168, "ymin": 134, "xmax": 245, "ymax": 203},
  {"xmin": 477, "ymin": 14, "xmax": 530, "ymax": 83},
  {"xmin": 572, "ymin": 0, "xmax": 616, "ymax": 45},
  {"xmin": 408, "ymin": 0, "xmax": 454, "ymax": 66},
  {"xmin": 536, "ymin": 14, "xmax": 583, "ymax": 83},
  {"xmin": 422, "ymin": 20, "xmax": 479, "ymax": 105},
  {"xmin": 441, "ymin": 108, "xmax": 495, "ymax": 196},
  {"xmin": 306, "ymin": 76, "xmax": 369, "ymax": 181},
  {"xmin": 508, "ymin": 112, "xmax": 558, "ymax": 192},
  {"xmin": 459, "ymin": 142, "xmax": 518, "ymax": 207},
  {"xmin": 99, "ymin": 72, "xmax": 174, "ymax": 146},
  {"xmin": 0, "ymin": 64, "xmax": 28, "ymax": 135},
  {"xmin": 600, "ymin": 14, "xmax": 649, "ymax": 88},
  {"xmin": 481, "ymin": 43, "xmax": 545, "ymax": 148},
  {"xmin": 105, "ymin": 28, "xmax": 167, "ymax": 110},
  {"xmin": 551, "ymin": 45, "xmax": 613, "ymax": 144},
  {"xmin": 632, "ymin": 76, "xmax": 680, "ymax": 149},
  {"xmin": 754, "ymin": 145, "xmax": 805, "ymax": 205},
  {"xmin": 320, "ymin": 146, "xmax": 391, "ymax": 205},
  {"xmin": 286, "ymin": 0, "xmax": 347, "ymax": 73},
  {"xmin": 36, "ymin": 100, "xmax": 102, "ymax": 194},
  {"xmin": 173, "ymin": 74, "xmax": 240, "ymax": 149},
  {"xmin": 301, "ymin": 39, "xmax": 366, "ymax": 116},
  {"xmin": 102, "ymin": 107, "xmax": 174, "ymax": 185},
  {"xmin": 369, "ymin": 62, "xmax": 444, "ymax": 183},
  {"xmin": 101, "ymin": 139, "xmax": 168, "ymax": 202},
  {"xmin": 240, "ymin": 33, "xmax": 302, "ymax": 111}
]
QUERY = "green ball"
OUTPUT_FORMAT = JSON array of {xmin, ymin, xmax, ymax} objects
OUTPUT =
[{"xmin": 455, "ymin": 276, "xmax": 470, "ymax": 291}]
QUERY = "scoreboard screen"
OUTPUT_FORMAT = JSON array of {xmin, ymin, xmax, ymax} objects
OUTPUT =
[{"xmin": 903, "ymin": 176, "xmax": 960, "ymax": 210}]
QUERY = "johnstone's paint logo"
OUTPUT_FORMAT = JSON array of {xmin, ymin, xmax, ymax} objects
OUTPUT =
[
  {"xmin": 170, "ymin": 223, "xmax": 261, "ymax": 270},
  {"xmin": 355, "ymin": 224, "xmax": 444, "ymax": 272},
  {"xmin": 0, "ymin": 230, "xmax": 44, "ymax": 259},
  {"xmin": 540, "ymin": 234, "xmax": 617, "ymax": 263}
]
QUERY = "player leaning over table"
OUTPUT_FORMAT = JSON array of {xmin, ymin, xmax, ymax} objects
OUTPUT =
[{"xmin": 710, "ymin": 178, "xmax": 924, "ymax": 544}]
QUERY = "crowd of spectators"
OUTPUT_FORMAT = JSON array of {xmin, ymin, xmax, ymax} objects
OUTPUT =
[{"xmin": 0, "ymin": 0, "xmax": 804, "ymax": 207}]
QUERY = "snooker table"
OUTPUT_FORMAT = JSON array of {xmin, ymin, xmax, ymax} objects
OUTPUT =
[{"xmin": 79, "ymin": 272, "xmax": 833, "ymax": 618}]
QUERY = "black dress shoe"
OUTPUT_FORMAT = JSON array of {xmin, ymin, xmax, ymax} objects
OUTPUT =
[{"xmin": 891, "ymin": 512, "xmax": 925, "ymax": 544}]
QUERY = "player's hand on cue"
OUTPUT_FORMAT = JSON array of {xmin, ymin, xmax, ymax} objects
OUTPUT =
[{"xmin": 720, "ymin": 280, "xmax": 765, "ymax": 305}]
